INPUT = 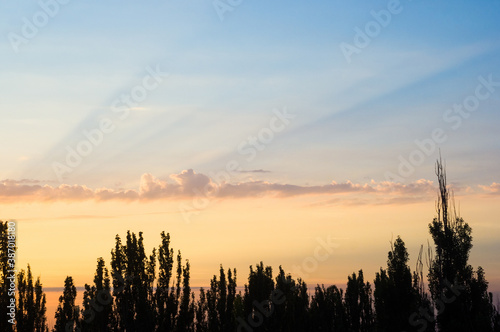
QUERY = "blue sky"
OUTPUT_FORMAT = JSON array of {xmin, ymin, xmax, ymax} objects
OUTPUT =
[{"xmin": 1, "ymin": 0, "xmax": 499, "ymax": 190}]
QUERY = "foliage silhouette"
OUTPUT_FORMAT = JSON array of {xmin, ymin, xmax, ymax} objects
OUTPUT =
[
  {"xmin": 81, "ymin": 257, "xmax": 114, "ymax": 331},
  {"xmin": 428, "ymin": 158, "xmax": 496, "ymax": 332},
  {"xmin": 374, "ymin": 236, "xmax": 423, "ymax": 332},
  {"xmin": 53, "ymin": 276, "xmax": 79, "ymax": 332}
]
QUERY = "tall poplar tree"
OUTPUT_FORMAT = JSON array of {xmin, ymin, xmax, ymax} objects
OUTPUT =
[
  {"xmin": 374, "ymin": 236, "xmax": 419, "ymax": 332},
  {"xmin": 53, "ymin": 276, "xmax": 79, "ymax": 332},
  {"xmin": 345, "ymin": 270, "xmax": 374, "ymax": 332},
  {"xmin": 428, "ymin": 158, "xmax": 495, "ymax": 331},
  {"xmin": 81, "ymin": 257, "xmax": 113, "ymax": 331},
  {"xmin": 310, "ymin": 284, "xmax": 347, "ymax": 332}
]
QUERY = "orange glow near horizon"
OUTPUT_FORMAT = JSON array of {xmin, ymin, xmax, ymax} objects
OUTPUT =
[{"xmin": 7, "ymin": 193, "xmax": 499, "ymax": 295}]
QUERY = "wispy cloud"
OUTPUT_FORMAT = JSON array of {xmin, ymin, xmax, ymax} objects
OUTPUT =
[
  {"xmin": 237, "ymin": 169, "xmax": 271, "ymax": 173},
  {"xmin": 0, "ymin": 169, "xmax": 450, "ymax": 205},
  {"xmin": 217, "ymin": 180, "xmax": 375, "ymax": 198}
]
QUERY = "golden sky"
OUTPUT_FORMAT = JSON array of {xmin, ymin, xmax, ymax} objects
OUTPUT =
[{"xmin": 5, "ymin": 183, "xmax": 499, "ymax": 295}]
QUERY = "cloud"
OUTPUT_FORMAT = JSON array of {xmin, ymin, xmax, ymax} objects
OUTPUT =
[
  {"xmin": 1, "ymin": 179, "xmax": 55, "ymax": 185},
  {"xmin": 370, "ymin": 179, "xmax": 436, "ymax": 195},
  {"xmin": 217, "ymin": 180, "xmax": 375, "ymax": 198},
  {"xmin": 0, "ymin": 170, "xmax": 214, "ymax": 203},
  {"xmin": 479, "ymin": 182, "xmax": 500, "ymax": 195},
  {"xmin": 237, "ymin": 169, "xmax": 271, "ymax": 173},
  {"xmin": 0, "ymin": 170, "xmax": 444, "ymax": 204},
  {"xmin": 308, "ymin": 181, "xmax": 437, "ymax": 207},
  {"xmin": 138, "ymin": 170, "xmax": 215, "ymax": 199}
]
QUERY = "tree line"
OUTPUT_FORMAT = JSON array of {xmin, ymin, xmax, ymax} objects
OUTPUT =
[{"xmin": 1, "ymin": 160, "xmax": 500, "ymax": 331}]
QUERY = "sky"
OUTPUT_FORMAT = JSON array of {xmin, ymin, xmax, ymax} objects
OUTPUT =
[{"xmin": 1, "ymin": 0, "xmax": 500, "ymax": 321}]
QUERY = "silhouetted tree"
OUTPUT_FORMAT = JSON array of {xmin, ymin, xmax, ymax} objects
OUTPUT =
[
  {"xmin": 310, "ymin": 284, "xmax": 347, "ymax": 332},
  {"xmin": 374, "ymin": 236, "xmax": 419, "ymax": 331},
  {"xmin": 110, "ymin": 234, "xmax": 128, "ymax": 330},
  {"xmin": 408, "ymin": 245, "xmax": 435, "ymax": 332},
  {"xmin": 195, "ymin": 287, "xmax": 209, "ymax": 332},
  {"xmin": 176, "ymin": 260, "xmax": 194, "ymax": 331},
  {"xmin": 130, "ymin": 231, "xmax": 156, "ymax": 330},
  {"xmin": 226, "ymin": 268, "xmax": 237, "ymax": 331},
  {"xmin": 81, "ymin": 257, "xmax": 113, "ymax": 331},
  {"xmin": 53, "ymin": 276, "xmax": 80, "ymax": 332},
  {"xmin": 17, "ymin": 265, "xmax": 48, "ymax": 331},
  {"xmin": 233, "ymin": 292, "xmax": 245, "ymax": 331},
  {"xmin": 207, "ymin": 271, "xmax": 220, "ymax": 331},
  {"xmin": 206, "ymin": 265, "xmax": 238, "ymax": 332},
  {"xmin": 155, "ymin": 231, "xmax": 177, "ymax": 331},
  {"xmin": 493, "ymin": 299, "xmax": 500, "ymax": 332},
  {"xmin": 428, "ymin": 158, "xmax": 495, "ymax": 331},
  {"xmin": 110, "ymin": 231, "xmax": 156, "ymax": 331},
  {"xmin": 470, "ymin": 266, "xmax": 496, "ymax": 331},
  {"xmin": 165, "ymin": 250, "xmax": 183, "ymax": 329},
  {"xmin": 271, "ymin": 266, "xmax": 309, "ymax": 332},
  {"xmin": 34, "ymin": 277, "xmax": 49, "ymax": 332},
  {"xmin": 17, "ymin": 266, "xmax": 32, "ymax": 331},
  {"xmin": 345, "ymin": 270, "xmax": 374, "ymax": 332},
  {"xmin": 242, "ymin": 262, "xmax": 275, "ymax": 331},
  {"xmin": 17, "ymin": 267, "xmax": 34, "ymax": 331}
]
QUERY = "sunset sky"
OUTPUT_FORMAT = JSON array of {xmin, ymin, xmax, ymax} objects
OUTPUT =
[{"xmin": 1, "ymin": 0, "xmax": 499, "ymax": 321}]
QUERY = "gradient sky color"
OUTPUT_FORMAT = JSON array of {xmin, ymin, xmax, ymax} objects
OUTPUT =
[{"xmin": 1, "ymin": 0, "xmax": 500, "ymax": 322}]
